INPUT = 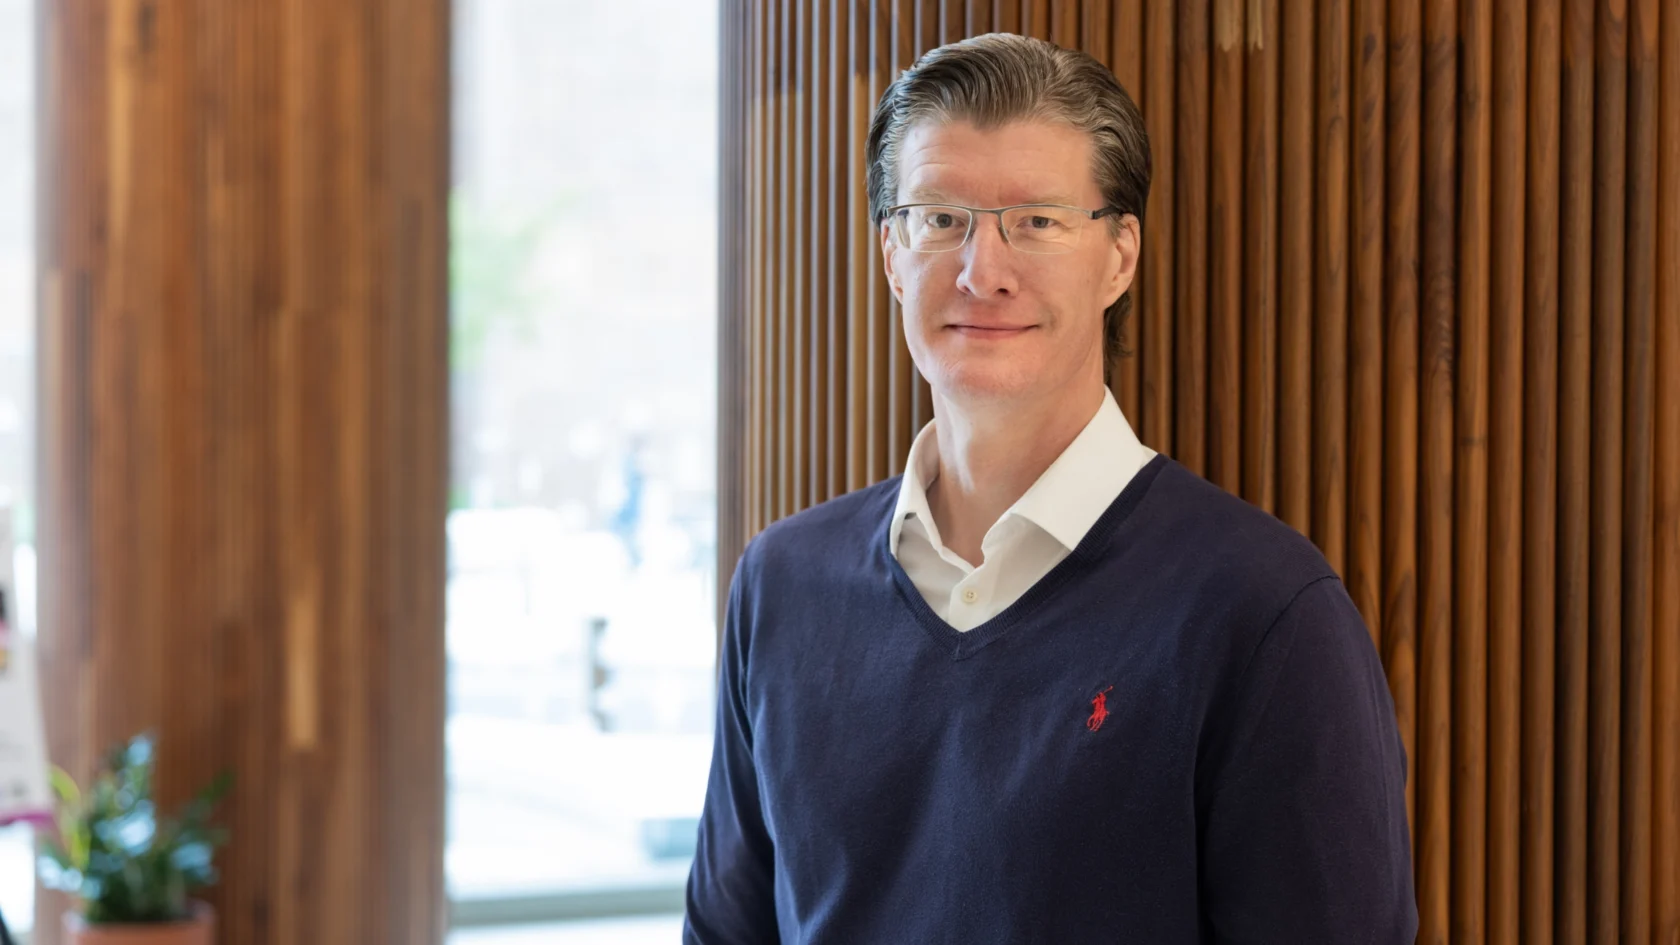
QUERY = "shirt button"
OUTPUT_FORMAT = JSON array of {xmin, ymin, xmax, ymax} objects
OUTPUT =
[{"xmin": 962, "ymin": 588, "xmax": 978, "ymax": 604}]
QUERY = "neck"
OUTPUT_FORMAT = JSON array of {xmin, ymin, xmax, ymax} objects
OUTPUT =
[{"xmin": 926, "ymin": 378, "xmax": 1107, "ymax": 566}]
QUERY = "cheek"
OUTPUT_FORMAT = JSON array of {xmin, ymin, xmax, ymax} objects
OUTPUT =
[{"xmin": 898, "ymin": 262, "xmax": 956, "ymax": 312}]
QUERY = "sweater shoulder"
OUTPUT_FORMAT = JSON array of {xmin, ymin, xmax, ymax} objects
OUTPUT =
[
  {"xmin": 1128, "ymin": 459, "xmax": 1344, "ymax": 632},
  {"xmin": 1153, "ymin": 459, "xmax": 1332, "ymax": 579},
  {"xmin": 737, "ymin": 476, "xmax": 900, "ymax": 584}
]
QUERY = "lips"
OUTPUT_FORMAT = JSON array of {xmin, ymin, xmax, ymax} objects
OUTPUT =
[{"xmin": 947, "ymin": 324, "xmax": 1035, "ymax": 336}]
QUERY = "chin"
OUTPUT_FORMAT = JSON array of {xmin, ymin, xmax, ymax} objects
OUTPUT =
[{"xmin": 923, "ymin": 361, "xmax": 1040, "ymax": 403}]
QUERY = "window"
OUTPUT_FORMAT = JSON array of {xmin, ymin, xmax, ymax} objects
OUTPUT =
[
  {"xmin": 447, "ymin": 0, "xmax": 718, "ymax": 921},
  {"xmin": 0, "ymin": 0, "xmax": 35, "ymax": 935}
]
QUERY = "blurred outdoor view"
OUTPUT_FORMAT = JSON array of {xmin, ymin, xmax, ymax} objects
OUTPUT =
[
  {"xmin": 446, "ymin": 0, "xmax": 719, "ymax": 903},
  {"xmin": 0, "ymin": 0, "xmax": 35, "ymax": 933}
]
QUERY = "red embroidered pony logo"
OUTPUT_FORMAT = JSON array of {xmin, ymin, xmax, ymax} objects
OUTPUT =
[{"xmin": 1086, "ymin": 685, "xmax": 1114, "ymax": 732}]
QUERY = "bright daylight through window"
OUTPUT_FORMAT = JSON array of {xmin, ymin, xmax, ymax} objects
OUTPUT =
[
  {"xmin": 447, "ymin": 0, "xmax": 720, "ymax": 912},
  {"xmin": 0, "ymin": 0, "xmax": 37, "ymax": 934}
]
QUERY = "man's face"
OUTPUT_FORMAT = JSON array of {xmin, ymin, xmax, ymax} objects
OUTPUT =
[{"xmin": 881, "ymin": 118, "xmax": 1139, "ymax": 409}]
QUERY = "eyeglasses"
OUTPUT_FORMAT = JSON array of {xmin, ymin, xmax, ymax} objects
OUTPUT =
[{"xmin": 884, "ymin": 203, "xmax": 1125, "ymax": 255}]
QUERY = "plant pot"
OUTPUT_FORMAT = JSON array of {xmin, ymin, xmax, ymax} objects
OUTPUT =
[{"xmin": 63, "ymin": 902, "xmax": 215, "ymax": 945}]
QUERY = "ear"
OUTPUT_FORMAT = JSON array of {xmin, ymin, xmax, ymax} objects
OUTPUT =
[
  {"xmin": 881, "ymin": 220, "xmax": 904, "ymax": 303},
  {"xmin": 1101, "ymin": 214, "xmax": 1142, "ymax": 309}
]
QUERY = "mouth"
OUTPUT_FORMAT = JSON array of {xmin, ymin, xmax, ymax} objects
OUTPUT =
[{"xmin": 946, "ymin": 324, "xmax": 1036, "ymax": 339}]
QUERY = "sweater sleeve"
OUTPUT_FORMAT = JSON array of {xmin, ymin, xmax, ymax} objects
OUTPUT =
[
  {"xmin": 1198, "ymin": 575, "xmax": 1418, "ymax": 944},
  {"xmin": 683, "ymin": 551, "xmax": 779, "ymax": 945}
]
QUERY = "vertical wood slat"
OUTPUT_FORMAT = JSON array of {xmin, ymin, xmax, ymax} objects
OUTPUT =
[
  {"xmin": 994, "ymin": 0, "xmax": 1019, "ymax": 37},
  {"xmin": 1109, "ymin": 0, "xmax": 1142, "ymax": 427},
  {"xmin": 1078, "ymin": 0, "xmax": 1108, "ymax": 67},
  {"xmin": 824, "ymin": 0, "xmax": 848, "ymax": 502},
  {"xmin": 1488, "ymin": 4, "xmax": 1528, "ymax": 941},
  {"xmin": 809, "ymin": 0, "xmax": 832, "ymax": 505},
  {"xmin": 1621, "ymin": 1, "xmax": 1658, "ymax": 941},
  {"xmin": 1207, "ymin": 0, "xmax": 1241, "ymax": 494},
  {"xmin": 793, "ymin": 0, "xmax": 810, "ymax": 514},
  {"xmin": 1050, "ymin": 0, "xmax": 1076, "ymax": 47},
  {"xmin": 1240, "ymin": 0, "xmax": 1277, "ymax": 515},
  {"xmin": 1455, "ymin": 0, "xmax": 1492, "ymax": 941},
  {"xmin": 1313, "ymin": 0, "xmax": 1349, "ymax": 577},
  {"xmin": 1350, "ymin": 0, "xmax": 1384, "ymax": 656},
  {"xmin": 885, "ymin": 0, "xmax": 910, "ymax": 473},
  {"xmin": 1277, "ymin": 0, "xmax": 1312, "ymax": 537},
  {"xmin": 1589, "ymin": 1, "xmax": 1628, "ymax": 941},
  {"xmin": 1175, "ymin": 0, "xmax": 1209, "ymax": 476},
  {"xmin": 719, "ymin": 0, "xmax": 744, "ymax": 620},
  {"xmin": 749, "ymin": 0, "xmax": 765, "ymax": 527},
  {"xmin": 1142, "ymin": 0, "xmax": 1175, "ymax": 455},
  {"xmin": 846, "ymin": 0, "xmax": 869, "ymax": 495},
  {"xmin": 718, "ymin": 10, "xmax": 1680, "ymax": 943},
  {"xmin": 769, "ymin": 0, "xmax": 785, "ymax": 524},
  {"xmin": 1558, "ymin": 0, "xmax": 1596, "ymax": 938},
  {"xmin": 1026, "ymin": 0, "xmax": 1049, "ymax": 40},
  {"xmin": 1523, "ymin": 2, "xmax": 1562, "ymax": 942},
  {"xmin": 774, "ymin": 0, "xmax": 790, "ymax": 521},
  {"xmin": 1655, "ymin": 0, "xmax": 1680, "ymax": 933},
  {"xmin": 867, "ymin": 0, "xmax": 890, "ymax": 482},
  {"xmin": 1419, "ymin": 0, "xmax": 1458, "ymax": 940},
  {"xmin": 1383, "ymin": 0, "xmax": 1422, "ymax": 860},
  {"xmin": 942, "ymin": 0, "xmax": 962, "ymax": 43}
]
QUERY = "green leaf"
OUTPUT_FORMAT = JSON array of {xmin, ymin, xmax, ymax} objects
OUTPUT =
[{"xmin": 50, "ymin": 734, "xmax": 232, "ymax": 923}]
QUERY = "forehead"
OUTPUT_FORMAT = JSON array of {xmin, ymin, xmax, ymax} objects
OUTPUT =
[{"xmin": 897, "ymin": 117, "xmax": 1100, "ymax": 206}]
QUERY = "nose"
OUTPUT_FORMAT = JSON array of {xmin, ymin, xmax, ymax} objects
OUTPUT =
[{"xmin": 954, "ymin": 212, "xmax": 1019, "ymax": 300}]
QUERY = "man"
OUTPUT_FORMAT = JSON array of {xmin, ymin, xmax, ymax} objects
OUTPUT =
[{"xmin": 686, "ymin": 33, "xmax": 1416, "ymax": 944}]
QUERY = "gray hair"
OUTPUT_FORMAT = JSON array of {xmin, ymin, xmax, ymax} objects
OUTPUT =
[{"xmin": 866, "ymin": 33, "xmax": 1152, "ymax": 368}]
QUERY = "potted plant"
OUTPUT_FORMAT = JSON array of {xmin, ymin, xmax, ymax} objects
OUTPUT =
[{"xmin": 37, "ymin": 734, "xmax": 230, "ymax": 945}]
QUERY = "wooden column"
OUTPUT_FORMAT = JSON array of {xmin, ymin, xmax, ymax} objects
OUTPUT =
[{"xmin": 34, "ymin": 1, "xmax": 450, "ymax": 944}]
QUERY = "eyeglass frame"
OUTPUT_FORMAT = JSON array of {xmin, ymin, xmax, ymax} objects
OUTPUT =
[{"xmin": 882, "ymin": 202, "xmax": 1129, "ymax": 254}]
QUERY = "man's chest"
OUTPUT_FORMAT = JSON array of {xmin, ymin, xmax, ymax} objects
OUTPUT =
[{"xmin": 745, "ymin": 618, "xmax": 1213, "ymax": 880}]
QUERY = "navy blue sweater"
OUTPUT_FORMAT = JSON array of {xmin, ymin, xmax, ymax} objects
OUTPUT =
[{"xmin": 685, "ymin": 455, "xmax": 1417, "ymax": 944}]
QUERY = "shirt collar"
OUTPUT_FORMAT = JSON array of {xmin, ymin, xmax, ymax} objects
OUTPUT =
[
  {"xmin": 889, "ymin": 389, "xmax": 1156, "ymax": 556},
  {"xmin": 890, "ymin": 418, "xmax": 946, "ymax": 556}
]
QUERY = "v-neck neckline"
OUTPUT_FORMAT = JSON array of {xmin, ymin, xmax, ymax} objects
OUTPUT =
[{"xmin": 878, "ymin": 453, "xmax": 1170, "ymax": 660}]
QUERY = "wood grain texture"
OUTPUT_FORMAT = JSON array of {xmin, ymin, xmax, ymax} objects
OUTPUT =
[
  {"xmin": 1589, "ymin": 2, "xmax": 1628, "ymax": 941},
  {"xmin": 1523, "ymin": 3, "xmax": 1561, "ymax": 942},
  {"xmin": 1558, "ymin": 0, "xmax": 1596, "ymax": 938},
  {"xmin": 1109, "ymin": 0, "xmax": 1142, "ymax": 426},
  {"xmin": 1420, "ymin": 1, "xmax": 1458, "ymax": 939},
  {"xmin": 1656, "ymin": 0, "xmax": 1680, "ymax": 936},
  {"xmin": 1176, "ymin": 0, "xmax": 1210, "ymax": 477},
  {"xmin": 35, "ymin": 1, "xmax": 449, "ymax": 943},
  {"xmin": 1620, "ymin": 2, "xmax": 1657, "ymax": 940},
  {"xmin": 1277, "ymin": 0, "xmax": 1313, "ymax": 537},
  {"xmin": 1350, "ymin": 0, "xmax": 1383, "ymax": 656},
  {"xmin": 1488, "ymin": 5, "xmax": 1526, "ymax": 941},
  {"xmin": 1142, "ymin": 0, "xmax": 1175, "ymax": 454},
  {"xmin": 1313, "ymin": 0, "xmax": 1349, "ymax": 577},
  {"xmin": 1455, "ymin": 0, "xmax": 1491, "ymax": 940},
  {"xmin": 1208, "ymin": 0, "xmax": 1242, "ymax": 494},
  {"xmin": 1241, "ymin": 0, "xmax": 1278, "ymax": 515},
  {"xmin": 1384, "ymin": 0, "xmax": 1421, "ymax": 861}
]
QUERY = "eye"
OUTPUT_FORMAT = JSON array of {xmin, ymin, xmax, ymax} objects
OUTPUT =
[
  {"xmin": 928, "ymin": 212, "xmax": 958, "ymax": 229},
  {"xmin": 1026, "ymin": 215, "xmax": 1060, "ymax": 230}
]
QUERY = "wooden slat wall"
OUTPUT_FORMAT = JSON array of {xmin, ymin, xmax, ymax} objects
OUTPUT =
[
  {"xmin": 720, "ymin": 1, "xmax": 1680, "ymax": 941},
  {"xmin": 34, "ymin": 1, "xmax": 450, "ymax": 944}
]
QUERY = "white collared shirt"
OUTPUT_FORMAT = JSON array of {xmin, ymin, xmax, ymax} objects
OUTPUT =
[{"xmin": 888, "ymin": 390, "xmax": 1157, "ymax": 632}]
